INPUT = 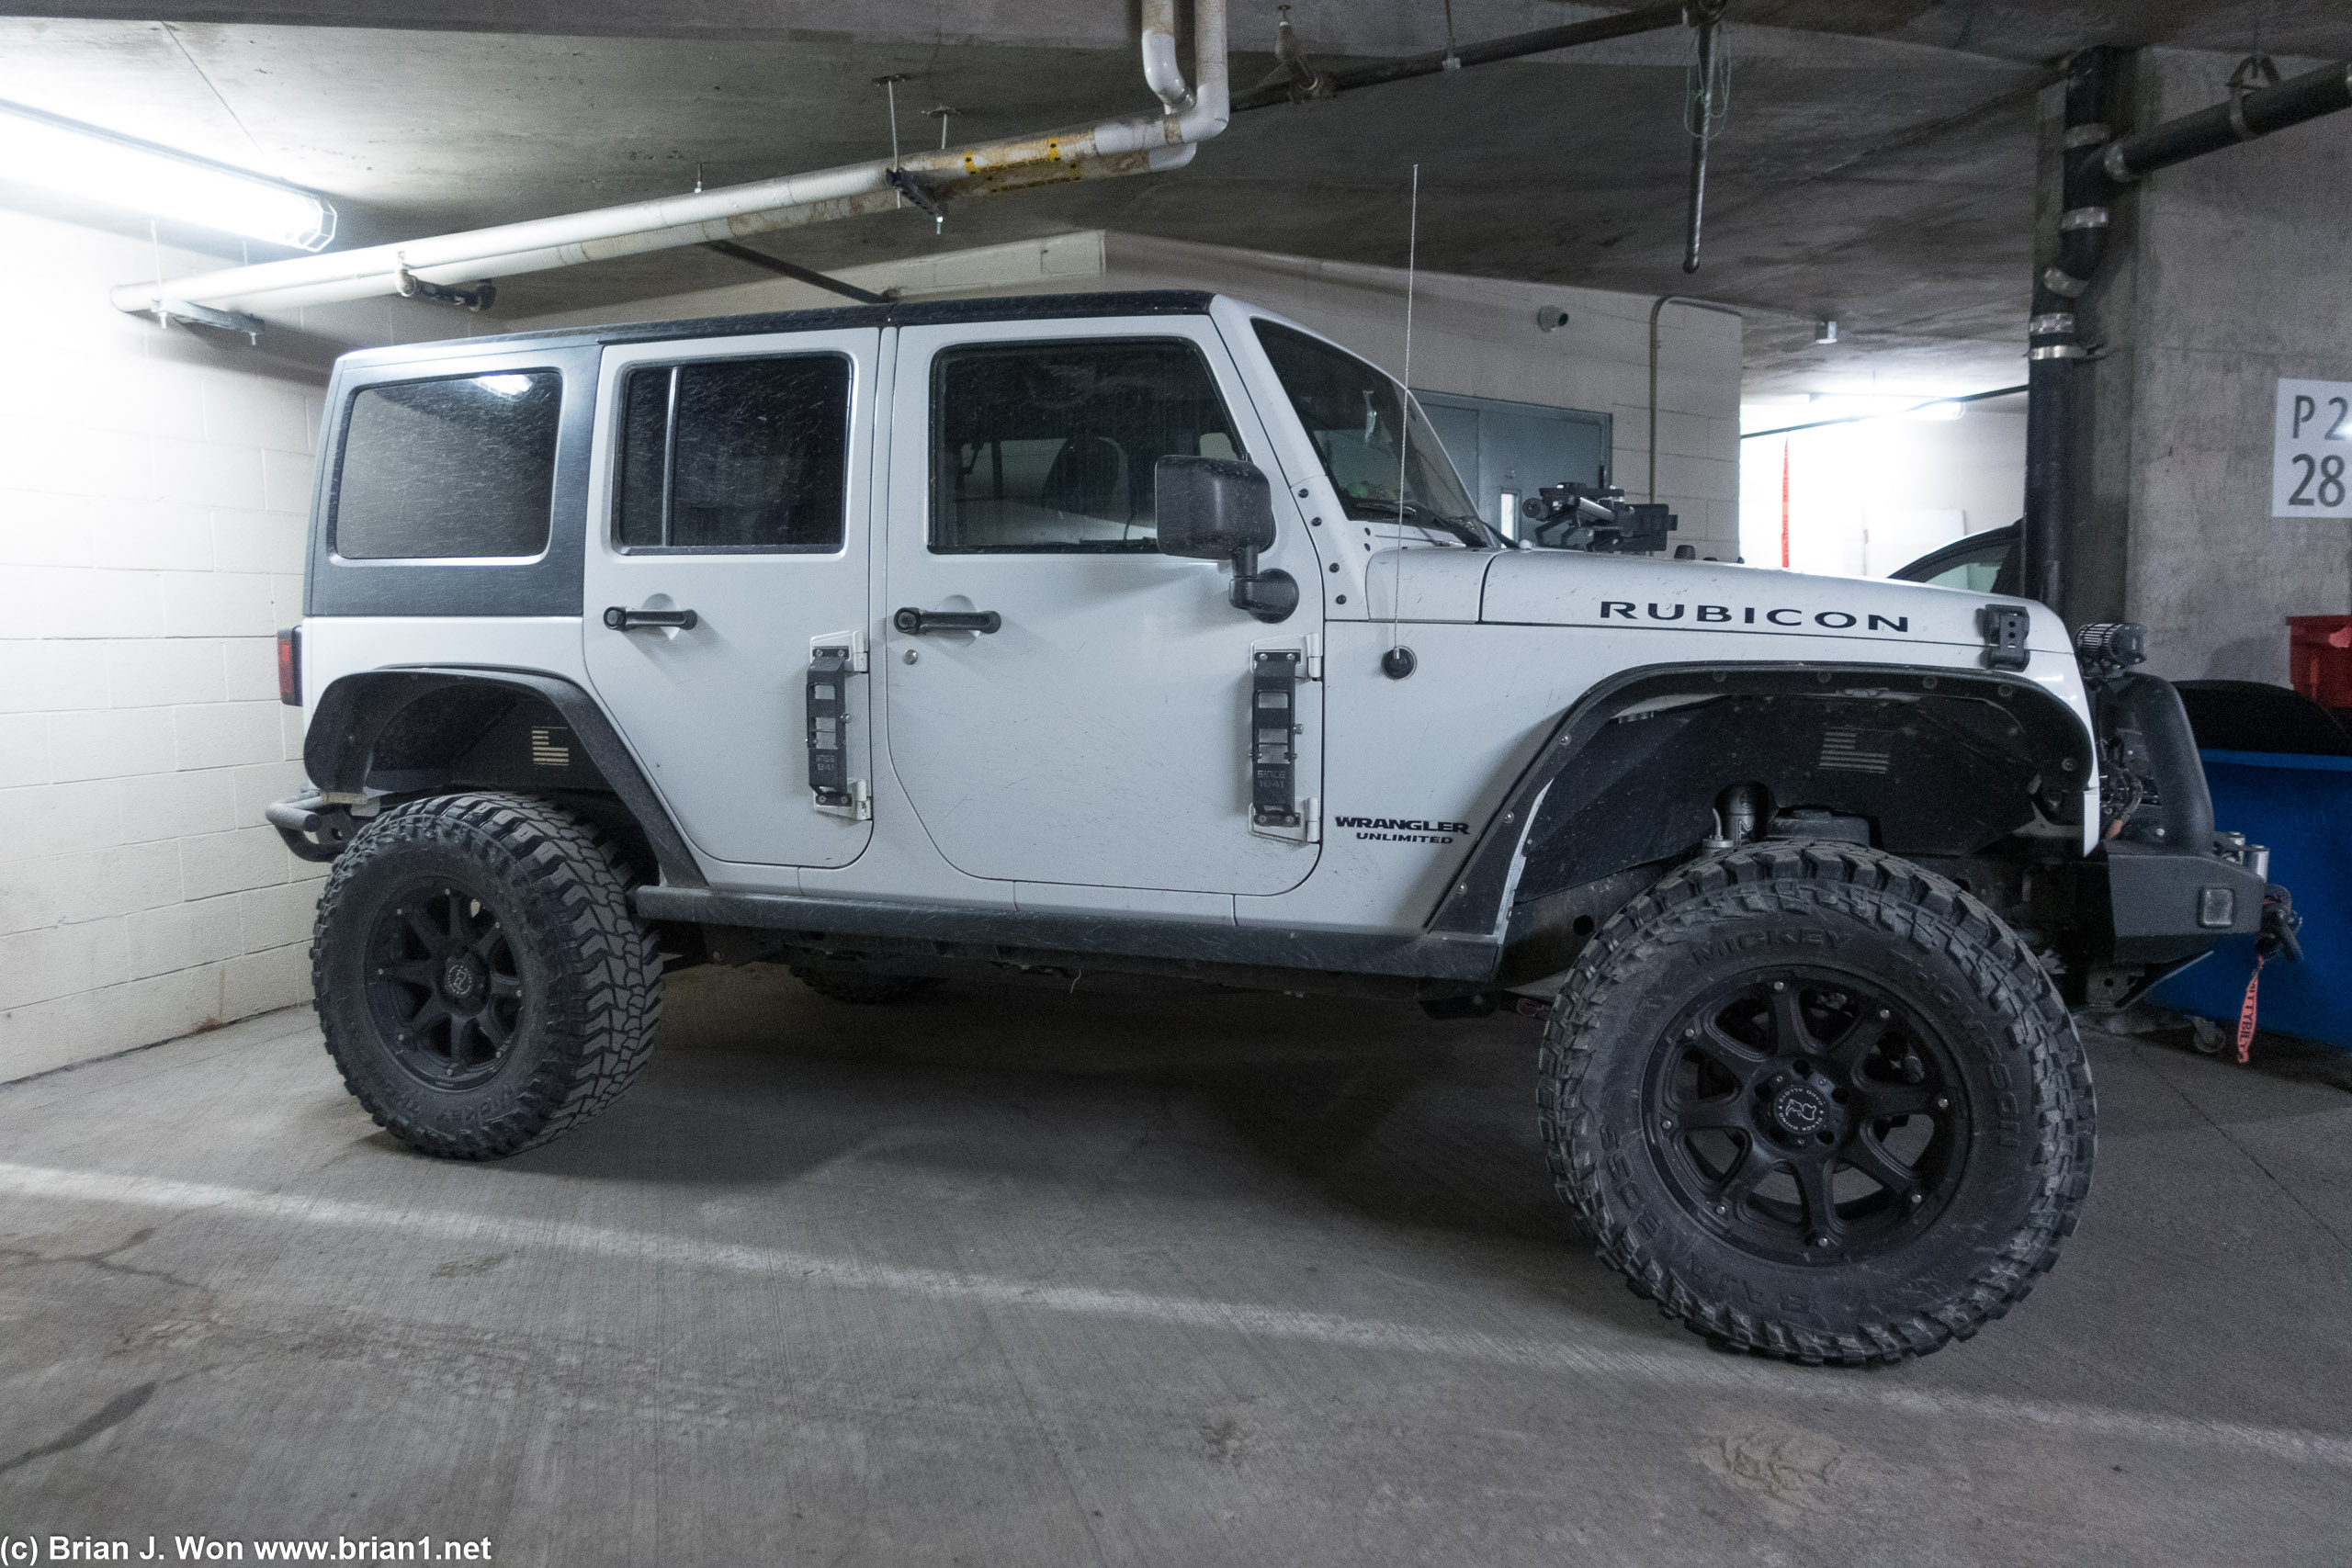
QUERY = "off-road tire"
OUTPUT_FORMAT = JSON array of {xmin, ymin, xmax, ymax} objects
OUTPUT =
[
  {"xmin": 790, "ymin": 965, "xmax": 940, "ymax": 1005},
  {"xmin": 312, "ymin": 792, "xmax": 662, "ymax": 1159},
  {"xmin": 1539, "ymin": 840, "xmax": 2094, "ymax": 1367}
]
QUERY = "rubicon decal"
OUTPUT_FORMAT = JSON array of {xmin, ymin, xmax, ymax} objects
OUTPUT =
[
  {"xmin": 1336, "ymin": 814, "xmax": 1471, "ymax": 845},
  {"xmin": 1598, "ymin": 601, "xmax": 1913, "ymax": 633}
]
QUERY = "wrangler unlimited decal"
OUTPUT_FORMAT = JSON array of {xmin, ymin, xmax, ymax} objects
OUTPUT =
[
  {"xmin": 1599, "ymin": 602, "xmax": 1912, "ymax": 633},
  {"xmin": 1336, "ymin": 815, "xmax": 1472, "ymax": 845}
]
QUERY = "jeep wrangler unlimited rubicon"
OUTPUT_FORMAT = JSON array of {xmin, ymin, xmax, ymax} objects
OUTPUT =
[{"xmin": 269, "ymin": 290, "xmax": 2270, "ymax": 1366}]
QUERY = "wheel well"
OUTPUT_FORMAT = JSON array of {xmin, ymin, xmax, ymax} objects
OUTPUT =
[
  {"xmin": 304, "ymin": 668, "xmax": 705, "ymax": 888},
  {"xmin": 1435, "ymin": 661, "xmax": 2093, "ymax": 956}
]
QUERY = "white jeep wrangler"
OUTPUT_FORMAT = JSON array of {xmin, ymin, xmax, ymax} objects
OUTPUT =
[{"xmin": 271, "ymin": 289, "xmax": 2267, "ymax": 1365}]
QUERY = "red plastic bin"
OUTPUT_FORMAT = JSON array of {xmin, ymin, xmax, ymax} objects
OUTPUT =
[{"xmin": 2289, "ymin": 615, "xmax": 2352, "ymax": 709}]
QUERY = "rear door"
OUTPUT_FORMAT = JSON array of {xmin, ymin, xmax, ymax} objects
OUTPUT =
[
  {"xmin": 582, "ymin": 328, "xmax": 881, "ymax": 873},
  {"xmin": 881, "ymin": 316, "xmax": 1324, "ymax": 896}
]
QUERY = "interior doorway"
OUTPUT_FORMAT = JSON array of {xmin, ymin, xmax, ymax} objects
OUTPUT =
[{"xmin": 1414, "ymin": 390, "xmax": 1612, "ymax": 539}]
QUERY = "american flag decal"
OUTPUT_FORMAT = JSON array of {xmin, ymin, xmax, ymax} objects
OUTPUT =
[{"xmin": 1818, "ymin": 727, "xmax": 1893, "ymax": 774}]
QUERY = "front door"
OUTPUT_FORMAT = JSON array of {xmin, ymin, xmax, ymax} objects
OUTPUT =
[
  {"xmin": 882, "ymin": 318, "xmax": 1323, "ymax": 896},
  {"xmin": 582, "ymin": 328, "xmax": 880, "ymax": 872}
]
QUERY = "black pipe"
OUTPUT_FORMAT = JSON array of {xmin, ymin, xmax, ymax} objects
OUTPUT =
[
  {"xmin": 2018, "ymin": 48, "xmax": 2118, "ymax": 615},
  {"xmin": 2102, "ymin": 62, "xmax": 2352, "ymax": 183},
  {"xmin": 1230, "ymin": 3, "xmax": 1685, "ymax": 113},
  {"xmin": 2021, "ymin": 53, "xmax": 2352, "ymax": 624},
  {"xmin": 704, "ymin": 241, "xmax": 891, "ymax": 304}
]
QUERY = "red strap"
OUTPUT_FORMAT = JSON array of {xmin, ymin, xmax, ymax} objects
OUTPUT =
[{"xmin": 2236, "ymin": 953, "xmax": 2267, "ymax": 1065}]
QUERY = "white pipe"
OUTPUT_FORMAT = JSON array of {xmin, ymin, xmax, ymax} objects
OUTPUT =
[
  {"xmin": 111, "ymin": 0, "xmax": 1227, "ymax": 317},
  {"xmin": 1140, "ymin": 0, "xmax": 1193, "ymax": 113}
]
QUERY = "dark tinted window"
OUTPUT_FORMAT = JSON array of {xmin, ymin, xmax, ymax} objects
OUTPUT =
[
  {"xmin": 1251, "ymin": 321, "xmax": 1478, "ymax": 528},
  {"xmin": 931, "ymin": 339, "xmax": 1243, "ymax": 553},
  {"xmin": 616, "ymin": 355, "xmax": 851, "ymax": 551},
  {"xmin": 334, "ymin": 371, "xmax": 562, "ymax": 559}
]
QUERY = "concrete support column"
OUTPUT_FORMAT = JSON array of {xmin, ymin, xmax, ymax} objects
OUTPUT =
[{"xmin": 2053, "ymin": 47, "xmax": 2352, "ymax": 682}]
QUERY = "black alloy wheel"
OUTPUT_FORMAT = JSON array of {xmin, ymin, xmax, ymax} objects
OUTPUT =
[
  {"xmin": 313, "ymin": 792, "xmax": 662, "ymax": 1160},
  {"xmin": 365, "ymin": 880, "xmax": 527, "ymax": 1089},
  {"xmin": 1541, "ymin": 840, "xmax": 2094, "ymax": 1366},
  {"xmin": 1646, "ymin": 974, "xmax": 1965, "ymax": 1264}
]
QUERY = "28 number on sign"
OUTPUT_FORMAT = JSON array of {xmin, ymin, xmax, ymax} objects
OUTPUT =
[{"xmin": 2273, "ymin": 378, "xmax": 2352, "ymax": 518}]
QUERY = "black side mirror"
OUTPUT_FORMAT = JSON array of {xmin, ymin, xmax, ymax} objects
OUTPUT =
[{"xmin": 1155, "ymin": 456, "xmax": 1297, "ymax": 624}]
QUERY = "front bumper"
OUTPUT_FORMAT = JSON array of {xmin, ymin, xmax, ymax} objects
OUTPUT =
[{"xmin": 2083, "ymin": 840, "xmax": 2268, "ymax": 964}]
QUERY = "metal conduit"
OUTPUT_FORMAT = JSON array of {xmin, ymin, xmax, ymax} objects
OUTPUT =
[
  {"xmin": 1648, "ymin": 295, "xmax": 1745, "ymax": 502},
  {"xmin": 113, "ymin": 0, "xmax": 1227, "ymax": 318}
]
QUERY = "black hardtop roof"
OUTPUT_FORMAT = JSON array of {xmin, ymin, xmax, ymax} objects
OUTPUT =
[{"xmin": 334, "ymin": 288, "xmax": 1219, "ymax": 372}]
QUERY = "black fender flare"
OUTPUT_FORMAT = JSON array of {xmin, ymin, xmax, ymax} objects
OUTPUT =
[
  {"xmin": 304, "ymin": 666, "xmax": 706, "ymax": 888},
  {"xmin": 1424, "ymin": 660, "xmax": 2096, "ymax": 941}
]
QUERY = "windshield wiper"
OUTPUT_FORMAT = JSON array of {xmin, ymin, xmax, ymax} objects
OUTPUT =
[
  {"xmin": 1394, "ymin": 501, "xmax": 1497, "ymax": 550},
  {"xmin": 1339, "ymin": 497, "xmax": 1496, "ymax": 549}
]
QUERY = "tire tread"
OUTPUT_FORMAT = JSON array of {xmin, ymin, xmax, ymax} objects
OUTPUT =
[
  {"xmin": 1539, "ymin": 840, "xmax": 2094, "ymax": 1368},
  {"xmin": 311, "ymin": 792, "xmax": 662, "ymax": 1159}
]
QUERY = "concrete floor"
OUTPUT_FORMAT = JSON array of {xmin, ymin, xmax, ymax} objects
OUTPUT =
[{"xmin": 1, "ymin": 967, "xmax": 2347, "ymax": 1566}]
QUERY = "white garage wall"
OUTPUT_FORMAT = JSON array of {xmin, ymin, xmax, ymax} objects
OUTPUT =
[
  {"xmin": 514, "ymin": 229, "xmax": 1747, "ymax": 557},
  {"xmin": 1737, "ymin": 407, "xmax": 2027, "ymax": 579},
  {"xmin": 1095, "ymin": 234, "xmax": 1745, "ymax": 559},
  {"xmin": 0, "ymin": 208, "xmax": 329, "ymax": 1080}
]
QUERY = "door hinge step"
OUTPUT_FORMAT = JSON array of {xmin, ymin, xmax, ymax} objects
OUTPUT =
[
  {"xmin": 1252, "ymin": 631, "xmax": 1321, "ymax": 679},
  {"xmin": 813, "ymin": 777, "xmax": 871, "ymax": 821},
  {"xmin": 812, "ymin": 628, "xmax": 869, "ymax": 672},
  {"xmin": 1253, "ymin": 795, "xmax": 1318, "ymax": 846}
]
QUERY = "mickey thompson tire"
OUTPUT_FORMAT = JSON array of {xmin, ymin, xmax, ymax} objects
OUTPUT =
[
  {"xmin": 1540, "ymin": 841, "xmax": 2094, "ymax": 1366},
  {"xmin": 312, "ymin": 793, "xmax": 662, "ymax": 1160}
]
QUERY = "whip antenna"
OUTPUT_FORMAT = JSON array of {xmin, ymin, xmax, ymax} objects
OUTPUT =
[{"xmin": 1382, "ymin": 164, "xmax": 1420, "ymax": 680}]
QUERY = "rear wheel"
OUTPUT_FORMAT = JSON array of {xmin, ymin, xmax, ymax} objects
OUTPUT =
[
  {"xmin": 1540, "ymin": 840, "xmax": 2093, "ymax": 1365},
  {"xmin": 312, "ymin": 793, "xmax": 662, "ymax": 1159}
]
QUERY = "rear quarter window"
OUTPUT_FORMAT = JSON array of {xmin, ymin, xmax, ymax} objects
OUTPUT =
[{"xmin": 333, "ymin": 371, "xmax": 563, "ymax": 559}]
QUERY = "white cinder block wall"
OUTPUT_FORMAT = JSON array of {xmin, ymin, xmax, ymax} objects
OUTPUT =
[{"xmin": 0, "ymin": 208, "xmax": 328, "ymax": 1081}]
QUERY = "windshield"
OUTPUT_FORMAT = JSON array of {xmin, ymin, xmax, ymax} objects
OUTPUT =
[{"xmin": 1252, "ymin": 320, "xmax": 1490, "ymax": 546}]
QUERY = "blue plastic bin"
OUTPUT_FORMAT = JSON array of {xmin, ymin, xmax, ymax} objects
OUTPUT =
[{"xmin": 2144, "ymin": 749, "xmax": 2352, "ymax": 1049}]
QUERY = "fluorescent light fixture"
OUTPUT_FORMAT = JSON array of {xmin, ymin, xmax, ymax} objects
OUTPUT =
[
  {"xmin": 1907, "ymin": 400, "xmax": 1966, "ymax": 421},
  {"xmin": 0, "ymin": 98, "xmax": 335, "ymax": 252}
]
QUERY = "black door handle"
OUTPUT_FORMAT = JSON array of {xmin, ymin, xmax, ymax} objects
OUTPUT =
[
  {"xmin": 893, "ymin": 607, "xmax": 1001, "ymax": 635},
  {"xmin": 604, "ymin": 606, "xmax": 699, "ymax": 631}
]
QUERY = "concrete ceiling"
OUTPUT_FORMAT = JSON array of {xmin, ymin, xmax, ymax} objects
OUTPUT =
[{"xmin": 2, "ymin": 1, "xmax": 2346, "ymax": 396}]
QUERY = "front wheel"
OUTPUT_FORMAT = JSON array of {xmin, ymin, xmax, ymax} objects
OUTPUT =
[
  {"xmin": 312, "ymin": 793, "xmax": 662, "ymax": 1159},
  {"xmin": 1541, "ymin": 841, "xmax": 2094, "ymax": 1366}
]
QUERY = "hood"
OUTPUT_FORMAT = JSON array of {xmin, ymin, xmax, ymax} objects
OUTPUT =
[
  {"xmin": 1359, "ymin": 545, "xmax": 1494, "ymax": 623},
  {"xmin": 1476, "ymin": 550, "xmax": 2073, "ymax": 657}
]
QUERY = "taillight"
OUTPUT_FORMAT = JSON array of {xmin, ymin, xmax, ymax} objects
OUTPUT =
[{"xmin": 277, "ymin": 626, "xmax": 301, "ymax": 706}]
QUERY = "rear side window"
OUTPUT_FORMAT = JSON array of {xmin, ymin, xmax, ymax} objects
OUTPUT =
[
  {"xmin": 615, "ymin": 355, "xmax": 852, "ymax": 552},
  {"xmin": 930, "ymin": 339, "xmax": 1243, "ymax": 553},
  {"xmin": 333, "ymin": 371, "xmax": 562, "ymax": 559}
]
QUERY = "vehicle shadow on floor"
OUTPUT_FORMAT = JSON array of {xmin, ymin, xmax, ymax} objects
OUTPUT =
[{"xmin": 509, "ymin": 963, "xmax": 1587, "ymax": 1258}]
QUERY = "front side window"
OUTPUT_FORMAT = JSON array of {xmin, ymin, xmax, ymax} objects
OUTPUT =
[
  {"xmin": 334, "ymin": 370, "xmax": 562, "ymax": 559},
  {"xmin": 616, "ymin": 355, "xmax": 851, "ymax": 552},
  {"xmin": 1251, "ymin": 321, "xmax": 1486, "ymax": 543},
  {"xmin": 931, "ymin": 339, "xmax": 1244, "ymax": 553},
  {"xmin": 1925, "ymin": 556, "xmax": 2004, "ymax": 592}
]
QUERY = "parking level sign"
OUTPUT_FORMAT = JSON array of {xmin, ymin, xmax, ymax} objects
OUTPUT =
[{"xmin": 2274, "ymin": 378, "xmax": 2352, "ymax": 518}]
